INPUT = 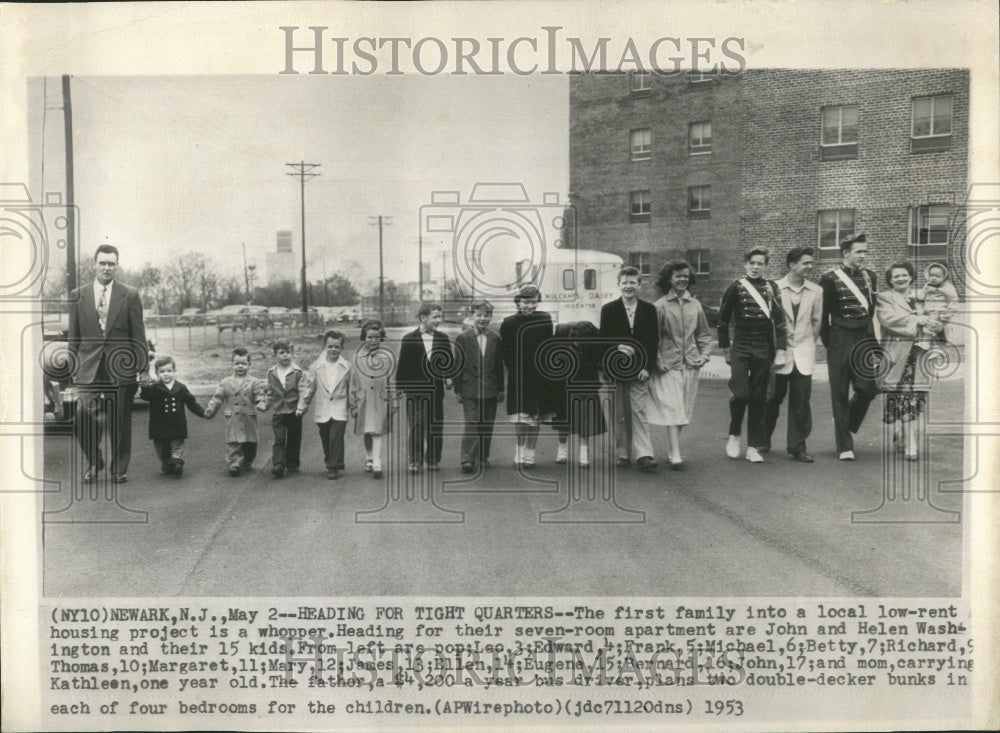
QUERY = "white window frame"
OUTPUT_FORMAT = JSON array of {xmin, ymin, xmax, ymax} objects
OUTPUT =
[
  {"xmin": 630, "ymin": 128, "xmax": 652, "ymax": 161},
  {"xmin": 689, "ymin": 121, "xmax": 712, "ymax": 155},
  {"xmin": 630, "ymin": 70, "xmax": 651, "ymax": 93},
  {"xmin": 628, "ymin": 252, "xmax": 651, "ymax": 276},
  {"xmin": 688, "ymin": 185, "xmax": 711, "ymax": 215},
  {"xmin": 908, "ymin": 204, "xmax": 950, "ymax": 247},
  {"xmin": 817, "ymin": 209, "xmax": 855, "ymax": 251},
  {"xmin": 820, "ymin": 105, "xmax": 859, "ymax": 160},
  {"xmin": 911, "ymin": 95, "xmax": 954, "ymax": 140},
  {"xmin": 686, "ymin": 248, "xmax": 711, "ymax": 275},
  {"xmin": 630, "ymin": 189, "xmax": 651, "ymax": 220}
]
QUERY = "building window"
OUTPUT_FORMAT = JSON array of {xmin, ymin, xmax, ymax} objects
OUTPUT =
[
  {"xmin": 689, "ymin": 121, "xmax": 712, "ymax": 155},
  {"xmin": 688, "ymin": 70, "xmax": 714, "ymax": 84},
  {"xmin": 686, "ymin": 248, "xmax": 710, "ymax": 275},
  {"xmin": 630, "ymin": 128, "xmax": 652, "ymax": 161},
  {"xmin": 630, "ymin": 70, "xmax": 651, "ymax": 96},
  {"xmin": 630, "ymin": 190, "xmax": 651, "ymax": 222},
  {"xmin": 688, "ymin": 186, "xmax": 711, "ymax": 218},
  {"xmin": 911, "ymin": 95, "xmax": 953, "ymax": 152},
  {"xmin": 629, "ymin": 252, "xmax": 651, "ymax": 276},
  {"xmin": 818, "ymin": 209, "xmax": 855, "ymax": 252},
  {"xmin": 909, "ymin": 205, "xmax": 950, "ymax": 246},
  {"xmin": 820, "ymin": 105, "xmax": 858, "ymax": 160},
  {"xmin": 583, "ymin": 268, "xmax": 597, "ymax": 290}
]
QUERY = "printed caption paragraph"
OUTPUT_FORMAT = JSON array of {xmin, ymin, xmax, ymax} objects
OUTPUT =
[{"xmin": 43, "ymin": 600, "xmax": 974, "ymax": 723}]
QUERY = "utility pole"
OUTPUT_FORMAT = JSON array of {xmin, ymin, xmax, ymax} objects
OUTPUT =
[
  {"xmin": 62, "ymin": 75, "xmax": 77, "ymax": 294},
  {"xmin": 286, "ymin": 162, "xmax": 320, "ymax": 316},
  {"xmin": 368, "ymin": 215, "xmax": 393, "ymax": 320},
  {"xmin": 242, "ymin": 242, "xmax": 250, "ymax": 301}
]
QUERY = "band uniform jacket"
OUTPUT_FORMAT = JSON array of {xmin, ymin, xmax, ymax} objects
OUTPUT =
[
  {"xmin": 265, "ymin": 364, "xmax": 306, "ymax": 414},
  {"xmin": 139, "ymin": 380, "xmax": 205, "ymax": 440},
  {"xmin": 774, "ymin": 276, "xmax": 823, "ymax": 376},
  {"xmin": 453, "ymin": 327, "xmax": 503, "ymax": 401},
  {"xmin": 599, "ymin": 298, "xmax": 659, "ymax": 377},
  {"xmin": 204, "ymin": 376, "xmax": 268, "ymax": 443},
  {"xmin": 68, "ymin": 280, "xmax": 148, "ymax": 385}
]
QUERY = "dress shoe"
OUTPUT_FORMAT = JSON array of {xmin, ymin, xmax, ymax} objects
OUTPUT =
[
  {"xmin": 745, "ymin": 447, "xmax": 764, "ymax": 463},
  {"xmin": 364, "ymin": 459, "xmax": 374, "ymax": 473},
  {"xmin": 615, "ymin": 457, "xmax": 630, "ymax": 468},
  {"xmin": 636, "ymin": 456, "xmax": 659, "ymax": 472},
  {"xmin": 460, "ymin": 462, "xmax": 475, "ymax": 474},
  {"xmin": 327, "ymin": 469, "xmax": 340, "ymax": 480},
  {"xmin": 172, "ymin": 460, "xmax": 184, "ymax": 477},
  {"xmin": 789, "ymin": 451, "xmax": 814, "ymax": 463},
  {"xmin": 726, "ymin": 435, "xmax": 741, "ymax": 459},
  {"xmin": 372, "ymin": 468, "xmax": 383, "ymax": 479},
  {"xmin": 759, "ymin": 445, "xmax": 771, "ymax": 454},
  {"xmin": 113, "ymin": 474, "xmax": 128, "ymax": 484},
  {"xmin": 670, "ymin": 460, "xmax": 685, "ymax": 471},
  {"xmin": 838, "ymin": 450, "xmax": 855, "ymax": 461},
  {"xmin": 271, "ymin": 465, "xmax": 285, "ymax": 478},
  {"xmin": 228, "ymin": 467, "xmax": 241, "ymax": 477}
]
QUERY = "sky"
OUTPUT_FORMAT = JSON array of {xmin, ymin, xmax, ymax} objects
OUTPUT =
[{"xmin": 28, "ymin": 74, "xmax": 568, "ymax": 291}]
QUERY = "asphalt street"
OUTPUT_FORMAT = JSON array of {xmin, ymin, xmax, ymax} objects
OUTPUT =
[{"xmin": 42, "ymin": 378, "xmax": 964, "ymax": 597}]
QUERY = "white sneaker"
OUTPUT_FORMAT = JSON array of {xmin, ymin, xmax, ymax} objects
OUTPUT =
[
  {"xmin": 556, "ymin": 444, "xmax": 568, "ymax": 464},
  {"xmin": 579, "ymin": 444, "xmax": 589, "ymax": 467},
  {"xmin": 523, "ymin": 448, "xmax": 536, "ymax": 468},
  {"xmin": 726, "ymin": 435, "xmax": 741, "ymax": 459},
  {"xmin": 745, "ymin": 447, "xmax": 764, "ymax": 463},
  {"xmin": 839, "ymin": 450, "xmax": 856, "ymax": 461}
]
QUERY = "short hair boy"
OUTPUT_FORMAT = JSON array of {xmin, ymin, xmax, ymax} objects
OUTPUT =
[
  {"xmin": 454, "ymin": 300, "xmax": 503, "ymax": 472},
  {"xmin": 139, "ymin": 356, "xmax": 207, "ymax": 476},
  {"xmin": 298, "ymin": 330, "xmax": 354, "ymax": 480},
  {"xmin": 265, "ymin": 340, "xmax": 306, "ymax": 478},
  {"xmin": 204, "ymin": 347, "xmax": 269, "ymax": 475}
]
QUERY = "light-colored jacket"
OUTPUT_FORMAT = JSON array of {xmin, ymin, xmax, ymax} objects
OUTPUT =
[
  {"xmin": 350, "ymin": 348, "xmax": 392, "ymax": 435},
  {"xmin": 299, "ymin": 355, "xmax": 353, "ymax": 423},
  {"xmin": 653, "ymin": 291, "xmax": 712, "ymax": 371},
  {"xmin": 204, "ymin": 376, "xmax": 268, "ymax": 443},
  {"xmin": 876, "ymin": 289, "xmax": 923, "ymax": 389},
  {"xmin": 774, "ymin": 276, "xmax": 823, "ymax": 376}
]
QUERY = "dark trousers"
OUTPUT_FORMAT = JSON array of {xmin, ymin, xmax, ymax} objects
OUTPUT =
[
  {"xmin": 765, "ymin": 367, "xmax": 813, "ymax": 454},
  {"xmin": 317, "ymin": 419, "xmax": 347, "ymax": 471},
  {"xmin": 460, "ymin": 397, "xmax": 498, "ymax": 466},
  {"xmin": 225, "ymin": 441, "xmax": 258, "ymax": 469},
  {"xmin": 74, "ymin": 382, "xmax": 138, "ymax": 476},
  {"xmin": 728, "ymin": 341, "xmax": 773, "ymax": 449},
  {"xmin": 271, "ymin": 413, "xmax": 303, "ymax": 470},
  {"xmin": 405, "ymin": 392, "xmax": 443, "ymax": 466},
  {"xmin": 827, "ymin": 326, "xmax": 879, "ymax": 453},
  {"xmin": 153, "ymin": 438, "xmax": 184, "ymax": 468}
]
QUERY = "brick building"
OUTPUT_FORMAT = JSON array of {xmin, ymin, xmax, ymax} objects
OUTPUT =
[{"xmin": 568, "ymin": 69, "xmax": 969, "ymax": 306}]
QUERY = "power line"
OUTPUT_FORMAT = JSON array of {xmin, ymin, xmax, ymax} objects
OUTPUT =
[
  {"xmin": 368, "ymin": 215, "xmax": 393, "ymax": 321},
  {"xmin": 286, "ymin": 162, "xmax": 321, "ymax": 315}
]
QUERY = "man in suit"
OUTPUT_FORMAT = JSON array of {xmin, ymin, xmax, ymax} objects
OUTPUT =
[
  {"xmin": 765, "ymin": 246, "xmax": 823, "ymax": 462},
  {"xmin": 599, "ymin": 266, "xmax": 659, "ymax": 472},
  {"xmin": 68, "ymin": 244, "xmax": 148, "ymax": 483},
  {"xmin": 453, "ymin": 300, "xmax": 504, "ymax": 473},
  {"xmin": 819, "ymin": 232, "xmax": 879, "ymax": 461},
  {"xmin": 394, "ymin": 302, "xmax": 453, "ymax": 472}
]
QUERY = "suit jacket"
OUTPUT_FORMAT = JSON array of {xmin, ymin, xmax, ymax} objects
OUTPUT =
[
  {"xmin": 265, "ymin": 364, "xmax": 306, "ymax": 415},
  {"xmin": 394, "ymin": 329, "xmax": 453, "ymax": 399},
  {"xmin": 599, "ymin": 297, "xmax": 659, "ymax": 376},
  {"xmin": 68, "ymin": 279, "xmax": 148, "ymax": 385},
  {"xmin": 299, "ymin": 356, "xmax": 353, "ymax": 423},
  {"xmin": 876, "ymin": 289, "xmax": 922, "ymax": 389},
  {"xmin": 453, "ymin": 327, "xmax": 503, "ymax": 400},
  {"xmin": 774, "ymin": 276, "xmax": 823, "ymax": 376}
]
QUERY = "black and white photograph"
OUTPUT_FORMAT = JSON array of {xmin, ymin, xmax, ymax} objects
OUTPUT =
[{"xmin": 2, "ymin": 2, "xmax": 998, "ymax": 731}]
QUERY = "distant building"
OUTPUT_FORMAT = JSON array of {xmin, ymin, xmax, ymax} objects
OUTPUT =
[
  {"xmin": 569, "ymin": 69, "xmax": 969, "ymax": 305},
  {"xmin": 267, "ymin": 230, "xmax": 297, "ymax": 284}
]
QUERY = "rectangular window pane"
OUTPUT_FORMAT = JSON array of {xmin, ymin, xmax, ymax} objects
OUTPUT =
[
  {"xmin": 912, "ymin": 97, "xmax": 933, "ymax": 137},
  {"xmin": 933, "ymin": 95, "xmax": 953, "ymax": 135},
  {"xmin": 562, "ymin": 269, "xmax": 575, "ymax": 290},
  {"xmin": 821, "ymin": 108, "xmax": 840, "ymax": 144},
  {"xmin": 584, "ymin": 269, "xmax": 597, "ymax": 290},
  {"xmin": 841, "ymin": 106, "xmax": 858, "ymax": 142}
]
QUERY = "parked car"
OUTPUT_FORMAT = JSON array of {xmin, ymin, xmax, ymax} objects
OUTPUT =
[
  {"xmin": 176, "ymin": 308, "xmax": 204, "ymax": 325},
  {"xmin": 204, "ymin": 309, "xmax": 221, "ymax": 325},
  {"xmin": 245, "ymin": 305, "xmax": 271, "ymax": 330},
  {"xmin": 337, "ymin": 306, "xmax": 362, "ymax": 323},
  {"xmin": 267, "ymin": 306, "xmax": 290, "ymax": 326}
]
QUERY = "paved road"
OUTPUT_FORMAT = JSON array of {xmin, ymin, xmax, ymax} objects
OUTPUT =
[{"xmin": 43, "ymin": 379, "xmax": 963, "ymax": 597}]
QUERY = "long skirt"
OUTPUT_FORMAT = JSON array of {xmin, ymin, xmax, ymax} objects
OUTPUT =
[{"xmin": 647, "ymin": 367, "xmax": 700, "ymax": 427}]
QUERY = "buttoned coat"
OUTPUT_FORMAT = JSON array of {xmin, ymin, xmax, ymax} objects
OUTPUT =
[
  {"xmin": 139, "ymin": 380, "xmax": 205, "ymax": 440},
  {"xmin": 68, "ymin": 280, "xmax": 148, "ymax": 385},
  {"xmin": 453, "ymin": 327, "xmax": 504, "ymax": 401},
  {"xmin": 774, "ymin": 276, "xmax": 823, "ymax": 376},
  {"xmin": 350, "ymin": 349, "xmax": 392, "ymax": 435},
  {"xmin": 876, "ymin": 289, "xmax": 924, "ymax": 389},
  {"xmin": 204, "ymin": 376, "xmax": 268, "ymax": 442},
  {"xmin": 265, "ymin": 364, "xmax": 306, "ymax": 415},
  {"xmin": 299, "ymin": 356, "xmax": 354, "ymax": 423}
]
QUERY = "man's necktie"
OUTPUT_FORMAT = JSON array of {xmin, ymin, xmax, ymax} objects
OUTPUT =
[{"xmin": 97, "ymin": 285, "xmax": 108, "ymax": 332}]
